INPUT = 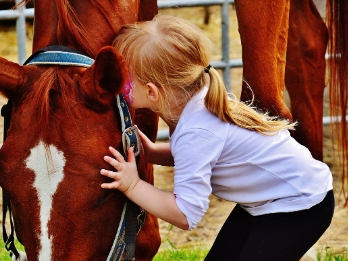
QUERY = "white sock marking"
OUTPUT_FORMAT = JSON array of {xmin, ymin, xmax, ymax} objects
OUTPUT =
[{"xmin": 25, "ymin": 140, "xmax": 65, "ymax": 261}]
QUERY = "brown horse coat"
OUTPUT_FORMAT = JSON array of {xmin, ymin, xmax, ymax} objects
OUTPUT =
[
  {"xmin": 0, "ymin": 0, "xmax": 161, "ymax": 260},
  {"xmin": 0, "ymin": 46, "xmax": 160, "ymax": 261}
]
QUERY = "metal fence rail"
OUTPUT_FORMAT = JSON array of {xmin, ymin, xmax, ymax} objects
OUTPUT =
[
  {"xmin": 0, "ymin": 0, "xmax": 240, "ymax": 90},
  {"xmin": 0, "ymin": 0, "xmax": 33, "ymax": 64},
  {"xmin": 0, "ymin": 0, "xmax": 345, "ymax": 135},
  {"xmin": 159, "ymin": 0, "xmax": 241, "ymax": 91}
]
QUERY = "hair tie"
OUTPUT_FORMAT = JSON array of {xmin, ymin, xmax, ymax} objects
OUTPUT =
[{"xmin": 204, "ymin": 64, "xmax": 212, "ymax": 73}]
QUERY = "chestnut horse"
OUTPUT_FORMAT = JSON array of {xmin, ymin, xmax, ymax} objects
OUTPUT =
[
  {"xmin": 0, "ymin": 0, "xmax": 160, "ymax": 260},
  {"xmin": 235, "ymin": 0, "xmax": 347, "ymax": 189}
]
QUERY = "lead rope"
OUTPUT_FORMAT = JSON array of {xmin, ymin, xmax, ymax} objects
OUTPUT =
[{"xmin": 1, "ymin": 101, "xmax": 21, "ymax": 261}]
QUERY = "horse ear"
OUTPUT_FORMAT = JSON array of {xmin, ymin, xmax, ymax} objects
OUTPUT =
[
  {"xmin": 80, "ymin": 46, "xmax": 128, "ymax": 111},
  {"xmin": 0, "ymin": 57, "xmax": 23, "ymax": 99}
]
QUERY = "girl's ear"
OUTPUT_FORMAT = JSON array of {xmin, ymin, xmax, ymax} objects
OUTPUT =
[{"xmin": 146, "ymin": 82, "xmax": 159, "ymax": 102}]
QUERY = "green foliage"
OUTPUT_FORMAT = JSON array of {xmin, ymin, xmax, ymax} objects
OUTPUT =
[
  {"xmin": 1, "ymin": 237, "xmax": 348, "ymax": 261},
  {"xmin": 0, "ymin": 239, "xmax": 25, "ymax": 261},
  {"xmin": 153, "ymin": 247, "xmax": 208, "ymax": 261},
  {"xmin": 317, "ymin": 247, "xmax": 348, "ymax": 261},
  {"xmin": 0, "ymin": 236, "xmax": 209, "ymax": 261},
  {"xmin": 153, "ymin": 224, "xmax": 208, "ymax": 261}
]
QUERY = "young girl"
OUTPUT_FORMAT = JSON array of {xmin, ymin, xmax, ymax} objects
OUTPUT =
[{"xmin": 100, "ymin": 14, "xmax": 334, "ymax": 260}]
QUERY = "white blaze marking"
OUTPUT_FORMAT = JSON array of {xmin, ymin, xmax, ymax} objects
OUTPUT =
[{"xmin": 25, "ymin": 140, "xmax": 65, "ymax": 261}]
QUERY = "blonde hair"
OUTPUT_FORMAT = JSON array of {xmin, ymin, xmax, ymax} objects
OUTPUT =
[{"xmin": 113, "ymin": 14, "xmax": 296, "ymax": 135}]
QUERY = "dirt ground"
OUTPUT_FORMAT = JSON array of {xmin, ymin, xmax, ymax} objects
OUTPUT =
[{"xmin": 0, "ymin": 3, "xmax": 348, "ymax": 259}]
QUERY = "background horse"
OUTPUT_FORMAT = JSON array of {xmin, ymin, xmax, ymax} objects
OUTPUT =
[
  {"xmin": 0, "ymin": 0, "xmax": 161, "ymax": 260},
  {"xmin": 326, "ymin": 0, "xmax": 348, "ymax": 197},
  {"xmin": 235, "ymin": 0, "xmax": 347, "ymax": 196}
]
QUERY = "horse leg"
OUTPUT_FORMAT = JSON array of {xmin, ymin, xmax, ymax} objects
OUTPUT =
[
  {"xmin": 285, "ymin": 0, "xmax": 328, "ymax": 160},
  {"xmin": 235, "ymin": 0, "xmax": 292, "ymax": 121}
]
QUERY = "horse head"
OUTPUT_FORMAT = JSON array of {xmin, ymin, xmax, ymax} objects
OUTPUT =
[
  {"xmin": 0, "ymin": 1, "xmax": 160, "ymax": 259},
  {"xmin": 0, "ymin": 45, "xmax": 160, "ymax": 260}
]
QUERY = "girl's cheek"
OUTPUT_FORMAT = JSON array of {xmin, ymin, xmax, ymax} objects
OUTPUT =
[
  {"xmin": 121, "ymin": 80, "xmax": 134, "ymax": 104},
  {"xmin": 121, "ymin": 70, "xmax": 135, "ymax": 104}
]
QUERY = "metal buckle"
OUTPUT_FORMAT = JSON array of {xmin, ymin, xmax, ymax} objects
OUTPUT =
[{"xmin": 121, "ymin": 126, "xmax": 141, "ymax": 158}]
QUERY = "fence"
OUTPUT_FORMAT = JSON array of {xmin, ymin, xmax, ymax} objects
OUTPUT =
[
  {"xmin": 0, "ymin": 0, "xmax": 346, "ymax": 135},
  {"xmin": 0, "ymin": 0, "xmax": 240, "ymax": 91}
]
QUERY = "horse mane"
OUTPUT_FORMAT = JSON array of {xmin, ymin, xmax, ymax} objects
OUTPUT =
[
  {"xmin": 12, "ymin": 0, "xmax": 107, "ymax": 57},
  {"xmin": 27, "ymin": 67, "xmax": 79, "ymax": 134},
  {"xmin": 55, "ymin": 0, "xmax": 125, "ymax": 58},
  {"xmin": 55, "ymin": 0, "xmax": 99, "ymax": 57},
  {"xmin": 11, "ymin": 0, "xmax": 30, "ymax": 9},
  {"xmin": 326, "ymin": 0, "xmax": 348, "ymax": 203}
]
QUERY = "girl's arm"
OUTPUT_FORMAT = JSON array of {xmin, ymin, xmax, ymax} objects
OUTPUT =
[
  {"xmin": 139, "ymin": 130, "xmax": 174, "ymax": 166},
  {"xmin": 100, "ymin": 146, "xmax": 188, "ymax": 230}
]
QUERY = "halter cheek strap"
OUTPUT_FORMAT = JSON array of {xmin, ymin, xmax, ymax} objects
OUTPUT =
[{"xmin": 116, "ymin": 95, "xmax": 140, "ymax": 158}]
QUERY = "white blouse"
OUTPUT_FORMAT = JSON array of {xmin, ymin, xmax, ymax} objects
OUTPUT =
[{"xmin": 170, "ymin": 87, "xmax": 333, "ymax": 230}]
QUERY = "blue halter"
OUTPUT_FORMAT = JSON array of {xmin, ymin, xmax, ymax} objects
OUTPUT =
[
  {"xmin": 24, "ymin": 45, "xmax": 140, "ymax": 157},
  {"xmin": 24, "ymin": 45, "xmax": 94, "ymax": 67}
]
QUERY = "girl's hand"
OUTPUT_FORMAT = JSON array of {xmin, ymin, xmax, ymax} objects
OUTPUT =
[
  {"xmin": 100, "ymin": 147, "xmax": 188, "ymax": 230},
  {"xmin": 138, "ymin": 129, "xmax": 156, "ymax": 162},
  {"xmin": 100, "ymin": 146, "xmax": 140, "ymax": 195},
  {"xmin": 139, "ymin": 128, "xmax": 174, "ymax": 166}
]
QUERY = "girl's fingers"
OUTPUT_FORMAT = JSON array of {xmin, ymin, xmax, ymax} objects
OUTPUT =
[
  {"xmin": 101, "ymin": 181, "xmax": 119, "ymax": 189},
  {"xmin": 103, "ymin": 155, "xmax": 122, "ymax": 170},
  {"xmin": 100, "ymin": 169, "xmax": 117, "ymax": 179},
  {"xmin": 138, "ymin": 130, "xmax": 149, "ymax": 143},
  {"xmin": 101, "ymin": 146, "xmax": 135, "ymax": 191},
  {"xmin": 108, "ymin": 146, "xmax": 125, "ymax": 163},
  {"xmin": 138, "ymin": 129, "xmax": 147, "ymax": 141},
  {"xmin": 127, "ymin": 146, "xmax": 136, "ymax": 163},
  {"xmin": 100, "ymin": 169, "xmax": 121, "ymax": 189}
]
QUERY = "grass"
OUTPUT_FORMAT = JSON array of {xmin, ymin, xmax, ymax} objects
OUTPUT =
[
  {"xmin": 0, "ymin": 238, "xmax": 347, "ymax": 261},
  {"xmin": 153, "ymin": 247, "xmax": 208, "ymax": 261},
  {"xmin": 0, "ymin": 237, "xmax": 208, "ymax": 261},
  {"xmin": 153, "ymin": 247, "xmax": 348, "ymax": 261},
  {"xmin": 0, "ymin": 239, "xmax": 25, "ymax": 261},
  {"xmin": 317, "ymin": 247, "xmax": 348, "ymax": 261},
  {"xmin": 153, "ymin": 224, "xmax": 208, "ymax": 260},
  {"xmin": 153, "ymin": 246, "xmax": 348, "ymax": 261}
]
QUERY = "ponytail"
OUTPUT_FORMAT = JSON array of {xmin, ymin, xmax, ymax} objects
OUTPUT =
[{"xmin": 204, "ymin": 68, "xmax": 296, "ymax": 135}]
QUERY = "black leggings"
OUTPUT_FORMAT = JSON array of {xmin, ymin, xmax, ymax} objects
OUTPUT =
[{"xmin": 205, "ymin": 190, "xmax": 334, "ymax": 261}]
